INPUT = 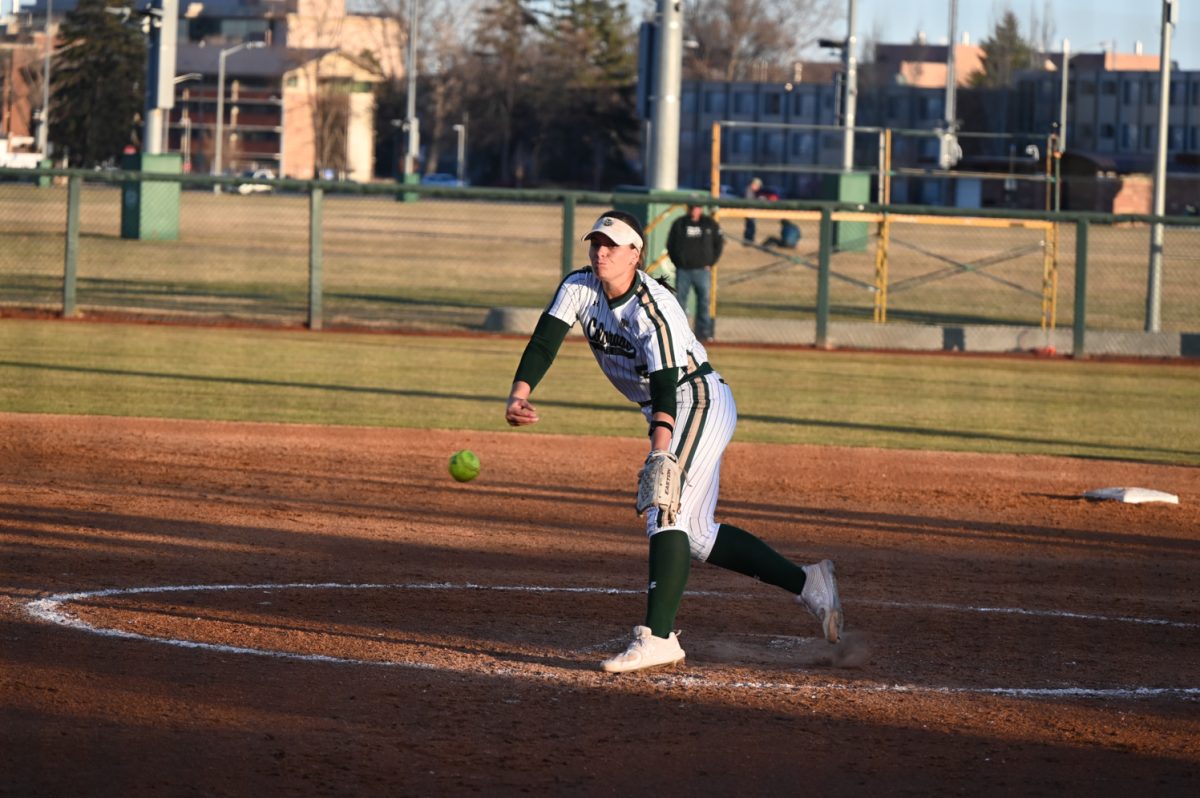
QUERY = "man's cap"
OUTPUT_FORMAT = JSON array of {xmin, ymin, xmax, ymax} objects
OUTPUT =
[{"xmin": 583, "ymin": 215, "xmax": 643, "ymax": 249}]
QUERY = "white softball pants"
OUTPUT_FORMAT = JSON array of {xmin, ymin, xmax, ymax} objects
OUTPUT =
[{"xmin": 643, "ymin": 369, "xmax": 737, "ymax": 562}]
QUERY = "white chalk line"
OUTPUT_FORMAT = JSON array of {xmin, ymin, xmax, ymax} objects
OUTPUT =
[{"xmin": 23, "ymin": 582, "xmax": 1200, "ymax": 701}]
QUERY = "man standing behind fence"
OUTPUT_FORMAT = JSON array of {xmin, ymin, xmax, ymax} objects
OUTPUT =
[
  {"xmin": 743, "ymin": 177, "xmax": 763, "ymax": 242},
  {"xmin": 667, "ymin": 203, "xmax": 724, "ymax": 342}
]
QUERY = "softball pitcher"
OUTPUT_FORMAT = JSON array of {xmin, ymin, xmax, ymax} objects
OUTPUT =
[{"xmin": 505, "ymin": 209, "xmax": 843, "ymax": 674}]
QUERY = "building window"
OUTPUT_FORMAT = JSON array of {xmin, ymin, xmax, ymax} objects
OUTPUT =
[
  {"xmin": 764, "ymin": 132, "xmax": 784, "ymax": 157},
  {"xmin": 764, "ymin": 93, "xmax": 782, "ymax": 115},
  {"xmin": 1169, "ymin": 126, "xmax": 1184, "ymax": 151},
  {"xmin": 794, "ymin": 93, "xmax": 809, "ymax": 116},
  {"xmin": 791, "ymin": 132, "xmax": 815, "ymax": 157},
  {"xmin": 1080, "ymin": 80, "xmax": 1095, "ymax": 96},
  {"xmin": 1100, "ymin": 123, "xmax": 1116, "ymax": 139},
  {"xmin": 1120, "ymin": 124, "xmax": 1135, "ymax": 150},
  {"xmin": 1145, "ymin": 81, "xmax": 1157, "ymax": 105},
  {"xmin": 1102, "ymin": 80, "xmax": 1117, "ymax": 96},
  {"xmin": 1192, "ymin": 83, "xmax": 1200, "ymax": 105},
  {"xmin": 732, "ymin": 131, "xmax": 754, "ymax": 155},
  {"xmin": 1079, "ymin": 123, "xmax": 1094, "ymax": 141},
  {"xmin": 1143, "ymin": 125, "xmax": 1155, "ymax": 149},
  {"xmin": 705, "ymin": 91, "xmax": 725, "ymax": 115},
  {"xmin": 1123, "ymin": 81, "xmax": 1137, "ymax": 105},
  {"xmin": 733, "ymin": 92, "xmax": 753, "ymax": 115}
]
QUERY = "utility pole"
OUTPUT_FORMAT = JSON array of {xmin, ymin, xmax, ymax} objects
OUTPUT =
[
  {"xmin": 1145, "ymin": 0, "xmax": 1178, "ymax": 332},
  {"xmin": 648, "ymin": 0, "xmax": 682, "ymax": 189}
]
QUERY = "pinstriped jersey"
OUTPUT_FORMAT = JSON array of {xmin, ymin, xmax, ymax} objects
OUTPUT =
[{"xmin": 545, "ymin": 268, "xmax": 709, "ymax": 406}]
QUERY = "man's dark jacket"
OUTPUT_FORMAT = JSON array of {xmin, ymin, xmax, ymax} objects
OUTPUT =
[{"xmin": 667, "ymin": 214, "xmax": 724, "ymax": 271}]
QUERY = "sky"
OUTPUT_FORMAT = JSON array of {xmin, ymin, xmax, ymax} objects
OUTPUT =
[{"xmin": 852, "ymin": 0, "xmax": 1199, "ymax": 69}]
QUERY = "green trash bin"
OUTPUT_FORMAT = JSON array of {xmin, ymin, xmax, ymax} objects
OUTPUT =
[
  {"xmin": 121, "ymin": 153, "xmax": 182, "ymax": 241},
  {"xmin": 396, "ymin": 172, "xmax": 420, "ymax": 203},
  {"xmin": 822, "ymin": 172, "xmax": 871, "ymax": 252}
]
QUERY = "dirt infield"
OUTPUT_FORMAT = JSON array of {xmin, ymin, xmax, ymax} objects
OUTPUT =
[{"xmin": 2, "ymin": 412, "xmax": 1198, "ymax": 796}]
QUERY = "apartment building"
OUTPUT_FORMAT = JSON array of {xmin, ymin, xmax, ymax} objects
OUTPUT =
[{"xmin": 171, "ymin": 41, "xmax": 381, "ymax": 181}]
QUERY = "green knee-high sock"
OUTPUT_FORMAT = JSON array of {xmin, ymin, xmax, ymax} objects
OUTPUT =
[
  {"xmin": 706, "ymin": 524, "xmax": 807, "ymax": 594},
  {"xmin": 644, "ymin": 529, "xmax": 691, "ymax": 638}
]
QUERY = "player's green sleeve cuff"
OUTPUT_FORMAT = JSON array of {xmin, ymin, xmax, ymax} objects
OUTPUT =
[
  {"xmin": 513, "ymin": 313, "xmax": 571, "ymax": 391},
  {"xmin": 648, "ymin": 368, "xmax": 681, "ymax": 419}
]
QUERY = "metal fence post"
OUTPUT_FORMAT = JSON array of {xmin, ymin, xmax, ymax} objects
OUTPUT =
[
  {"xmin": 1072, "ymin": 218, "xmax": 1089, "ymax": 358},
  {"xmin": 308, "ymin": 186, "xmax": 323, "ymax": 331},
  {"xmin": 62, "ymin": 175, "xmax": 81, "ymax": 317},
  {"xmin": 816, "ymin": 207, "xmax": 833, "ymax": 348},
  {"xmin": 561, "ymin": 194, "xmax": 576, "ymax": 277}
]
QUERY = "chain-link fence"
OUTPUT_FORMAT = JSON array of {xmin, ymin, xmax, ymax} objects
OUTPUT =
[{"xmin": 1, "ymin": 168, "xmax": 1196, "ymax": 358}]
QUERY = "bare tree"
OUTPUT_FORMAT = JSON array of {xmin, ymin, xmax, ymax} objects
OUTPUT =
[
  {"xmin": 682, "ymin": 0, "xmax": 842, "ymax": 81},
  {"xmin": 1028, "ymin": 0, "xmax": 1056, "ymax": 62},
  {"xmin": 362, "ymin": 0, "xmax": 476, "ymax": 176},
  {"xmin": 314, "ymin": 87, "xmax": 350, "ymax": 175},
  {"xmin": 416, "ymin": 0, "xmax": 476, "ymax": 176}
]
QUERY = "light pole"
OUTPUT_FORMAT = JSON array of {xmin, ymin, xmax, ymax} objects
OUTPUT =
[
  {"xmin": 1057, "ymin": 38, "xmax": 1072, "ymax": 155},
  {"xmin": 36, "ymin": 0, "xmax": 52, "ymax": 157},
  {"xmin": 1146, "ymin": 0, "xmax": 1178, "ymax": 332},
  {"xmin": 173, "ymin": 73, "xmax": 201, "ymax": 165},
  {"xmin": 842, "ymin": 0, "xmax": 858, "ymax": 173},
  {"xmin": 403, "ymin": 0, "xmax": 420, "ymax": 180},
  {"xmin": 939, "ymin": 0, "xmax": 962, "ymax": 170},
  {"xmin": 945, "ymin": 0, "xmax": 957, "ymax": 130},
  {"xmin": 820, "ymin": 1, "xmax": 860, "ymax": 173},
  {"xmin": 452, "ymin": 122, "xmax": 466, "ymax": 185},
  {"xmin": 648, "ymin": 0, "xmax": 683, "ymax": 189},
  {"xmin": 213, "ymin": 41, "xmax": 264, "ymax": 192}
]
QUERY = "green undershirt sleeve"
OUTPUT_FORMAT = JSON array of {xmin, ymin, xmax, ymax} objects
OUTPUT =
[
  {"xmin": 513, "ymin": 313, "xmax": 571, "ymax": 391},
  {"xmin": 648, "ymin": 368, "xmax": 681, "ymax": 419}
]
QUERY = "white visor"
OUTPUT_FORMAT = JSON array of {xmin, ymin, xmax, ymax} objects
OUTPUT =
[{"xmin": 583, "ymin": 216, "xmax": 643, "ymax": 250}]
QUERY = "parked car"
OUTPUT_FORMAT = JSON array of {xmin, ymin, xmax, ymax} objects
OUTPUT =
[
  {"xmin": 237, "ymin": 169, "xmax": 276, "ymax": 195},
  {"xmin": 420, "ymin": 172, "xmax": 467, "ymax": 187}
]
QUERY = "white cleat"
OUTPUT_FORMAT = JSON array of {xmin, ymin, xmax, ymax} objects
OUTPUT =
[
  {"xmin": 798, "ymin": 559, "xmax": 843, "ymax": 643},
  {"xmin": 600, "ymin": 625, "xmax": 686, "ymax": 673}
]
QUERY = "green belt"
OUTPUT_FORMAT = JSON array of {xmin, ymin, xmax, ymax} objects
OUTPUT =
[{"xmin": 639, "ymin": 362, "xmax": 714, "ymax": 407}]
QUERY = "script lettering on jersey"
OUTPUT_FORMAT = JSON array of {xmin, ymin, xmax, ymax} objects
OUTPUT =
[{"xmin": 584, "ymin": 317, "xmax": 636, "ymax": 359}]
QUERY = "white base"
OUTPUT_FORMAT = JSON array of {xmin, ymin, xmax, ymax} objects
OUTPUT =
[{"xmin": 1083, "ymin": 487, "xmax": 1180, "ymax": 505}]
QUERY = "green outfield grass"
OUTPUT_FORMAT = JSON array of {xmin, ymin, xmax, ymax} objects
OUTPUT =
[{"xmin": 2, "ymin": 318, "xmax": 1196, "ymax": 464}]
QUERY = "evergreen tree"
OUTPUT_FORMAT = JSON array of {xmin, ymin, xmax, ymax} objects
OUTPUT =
[
  {"xmin": 539, "ymin": 0, "xmax": 638, "ymax": 188},
  {"xmin": 463, "ymin": 0, "xmax": 543, "ymax": 185},
  {"xmin": 969, "ymin": 9, "xmax": 1037, "ymax": 89},
  {"xmin": 49, "ymin": 0, "xmax": 146, "ymax": 166}
]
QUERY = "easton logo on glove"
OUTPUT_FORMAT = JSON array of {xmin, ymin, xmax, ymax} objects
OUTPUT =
[{"xmin": 636, "ymin": 450, "xmax": 682, "ymax": 525}]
